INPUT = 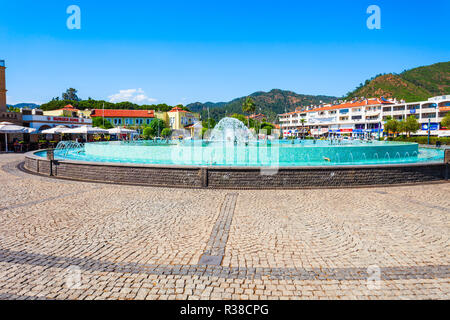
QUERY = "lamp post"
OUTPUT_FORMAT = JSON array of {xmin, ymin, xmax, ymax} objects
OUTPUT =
[
  {"xmin": 378, "ymin": 122, "xmax": 381, "ymax": 140},
  {"xmin": 427, "ymin": 118, "xmax": 431, "ymax": 145}
]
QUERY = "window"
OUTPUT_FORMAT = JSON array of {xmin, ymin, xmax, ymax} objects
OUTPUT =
[{"xmin": 146, "ymin": 119, "xmax": 152, "ymax": 125}]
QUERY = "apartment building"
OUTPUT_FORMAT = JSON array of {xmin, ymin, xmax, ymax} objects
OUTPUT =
[{"xmin": 279, "ymin": 95, "xmax": 450, "ymax": 137}]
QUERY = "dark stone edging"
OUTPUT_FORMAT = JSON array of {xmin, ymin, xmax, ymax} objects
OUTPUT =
[
  {"xmin": 24, "ymin": 150, "xmax": 448, "ymax": 189},
  {"xmin": 0, "ymin": 248, "xmax": 448, "ymax": 281}
]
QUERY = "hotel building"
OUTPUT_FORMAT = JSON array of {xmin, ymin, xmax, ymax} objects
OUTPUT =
[{"xmin": 279, "ymin": 95, "xmax": 450, "ymax": 137}]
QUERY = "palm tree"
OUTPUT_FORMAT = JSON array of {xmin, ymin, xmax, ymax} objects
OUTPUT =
[
  {"xmin": 242, "ymin": 97, "xmax": 256, "ymax": 128},
  {"xmin": 300, "ymin": 118, "xmax": 306, "ymax": 139}
]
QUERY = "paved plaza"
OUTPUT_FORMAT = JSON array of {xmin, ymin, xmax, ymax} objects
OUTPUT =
[{"xmin": 0, "ymin": 153, "xmax": 449, "ymax": 300}]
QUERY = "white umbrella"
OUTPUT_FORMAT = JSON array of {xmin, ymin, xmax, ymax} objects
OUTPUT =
[
  {"xmin": 62, "ymin": 125, "xmax": 108, "ymax": 134},
  {"xmin": 41, "ymin": 125, "xmax": 69, "ymax": 134},
  {"xmin": 0, "ymin": 123, "xmax": 36, "ymax": 152},
  {"xmin": 107, "ymin": 127, "xmax": 137, "ymax": 134}
]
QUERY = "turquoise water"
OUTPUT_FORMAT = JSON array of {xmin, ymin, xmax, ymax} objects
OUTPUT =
[{"xmin": 35, "ymin": 140, "xmax": 445, "ymax": 167}]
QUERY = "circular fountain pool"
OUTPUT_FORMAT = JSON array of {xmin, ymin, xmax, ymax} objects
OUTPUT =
[
  {"xmin": 35, "ymin": 139, "xmax": 443, "ymax": 166},
  {"xmin": 25, "ymin": 118, "xmax": 447, "ymax": 188}
]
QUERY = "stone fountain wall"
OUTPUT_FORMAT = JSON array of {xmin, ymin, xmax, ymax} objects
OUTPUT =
[{"xmin": 24, "ymin": 150, "xmax": 447, "ymax": 189}]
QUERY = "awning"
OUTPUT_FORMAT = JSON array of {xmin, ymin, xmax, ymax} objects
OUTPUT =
[{"xmin": 63, "ymin": 125, "xmax": 109, "ymax": 134}]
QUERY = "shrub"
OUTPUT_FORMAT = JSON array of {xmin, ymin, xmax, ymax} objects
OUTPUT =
[
  {"xmin": 143, "ymin": 126, "xmax": 155, "ymax": 139},
  {"xmin": 161, "ymin": 128, "xmax": 172, "ymax": 138},
  {"xmin": 389, "ymin": 136, "xmax": 450, "ymax": 145},
  {"xmin": 92, "ymin": 117, "xmax": 113, "ymax": 129},
  {"xmin": 261, "ymin": 125, "xmax": 273, "ymax": 135}
]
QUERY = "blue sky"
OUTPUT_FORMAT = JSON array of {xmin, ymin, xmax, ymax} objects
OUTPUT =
[{"xmin": 0, "ymin": 0, "xmax": 449, "ymax": 105}]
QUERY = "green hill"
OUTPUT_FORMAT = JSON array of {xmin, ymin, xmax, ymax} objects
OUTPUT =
[
  {"xmin": 346, "ymin": 61, "xmax": 450, "ymax": 102},
  {"xmin": 400, "ymin": 62, "xmax": 450, "ymax": 97},
  {"xmin": 187, "ymin": 89, "xmax": 337, "ymax": 122}
]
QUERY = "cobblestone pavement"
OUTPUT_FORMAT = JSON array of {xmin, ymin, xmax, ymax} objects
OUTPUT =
[{"xmin": 0, "ymin": 154, "xmax": 449, "ymax": 300}]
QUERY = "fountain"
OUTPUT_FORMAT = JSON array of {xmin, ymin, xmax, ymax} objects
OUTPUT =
[
  {"xmin": 26, "ymin": 120, "xmax": 447, "ymax": 188},
  {"xmin": 209, "ymin": 117, "xmax": 255, "ymax": 144},
  {"xmin": 32, "ymin": 120, "xmax": 443, "ymax": 168},
  {"xmin": 55, "ymin": 141, "xmax": 84, "ymax": 158}
]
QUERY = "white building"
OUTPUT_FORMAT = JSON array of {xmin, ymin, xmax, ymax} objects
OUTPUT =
[
  {"xmin": 279, "ymin": 95, "xmax": 450, "ymax": 137},
  {"xmin": 21, "ymin": 108, "xmax": 92, "ymax": 132}
]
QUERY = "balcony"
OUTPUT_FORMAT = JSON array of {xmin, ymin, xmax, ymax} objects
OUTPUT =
[
  {"xmin": 392, "ymin": 110, "xmax": 406, "ymax": 115},
  {"xmin": 421, "ymin": 108, "xmax": 437, "ymax": 114}
]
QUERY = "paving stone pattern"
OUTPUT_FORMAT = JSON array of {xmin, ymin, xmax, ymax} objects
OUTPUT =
[{"xmin": 1, "ymin": 154, "xmax": 449, "ymax": 300}]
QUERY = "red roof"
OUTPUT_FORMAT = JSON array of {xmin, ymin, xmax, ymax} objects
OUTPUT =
[
  {"xmin": 91, "ymin": 109, "xmax": 155, "ymax": 118},
  {"xmin": 169, "ymin": 106, "xmax": 187, "ymax": 113},
  {"xmin": 59, "ymin": 104, "xmax": 79, "ymax": 111},
  {"xmin": 246, "ymin": 113, "xmax": 266, "ymax": 119},
  {"xmin": 305, "ymin": 98, "xmax": 392, "ymax": 113}
]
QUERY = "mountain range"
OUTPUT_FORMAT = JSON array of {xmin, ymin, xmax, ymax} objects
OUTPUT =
[
  {"xmin": 7, "ymin": 103, "xmax": 41, "ymax": 109},
  {"xmin": 187, "ymin": 89, "xmax": 337, "ymax": 122}
]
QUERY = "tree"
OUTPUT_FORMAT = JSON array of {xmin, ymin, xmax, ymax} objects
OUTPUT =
[
  {"xmin": 149, "ymin": 118, "xmax": 166, "ymax": 136},
  {"xmin": 231, "ymin": 113, "xmax": 255, "ymax": 128},
  {"xmin": 201, "ymin": 127, "xmax": 210, "ymax": 139},
  {"xmin": 242, "ymin": 97, "xmax": 256, "ymax": 128},
  {"xmin": 404, "ymin": 115, "xmax": 420, "ymax": 136},
  {"xmin": 397, "ymin": 120, "xmax": 407, "ymax": 136},
  {"xmin": 202, "ymin": 118, "xmax": 216, "ymax": 130},
  {"xmin": 62, "ymin": 88, "xmax": 80, "ymax": 101},
  {"xmin": 231, "ymin": 113, "xmax": 247, "ymax": 123},
  {"xmin": 161, "ymin": 128, "xmax": 172, "ymax": 138},
  {"xmin": 442, "ymin": 112, "xmax": 450, "ymax": 129},
  {"xmin": 300, "ymin": 118, "xmax": 306, "ymax": 138},
  {"xmin": 143, "ymin": 126, "xmax": 155, "ymax": 139},
  {"xmin": 261, "ymin": 125, "xmax": 273, "ymax": 135},
  {"xmin": 384, "ymin": 118, "xmax": 400, "ymax": 137},
  {"xmin": 92, "ymin": 117, "xmax": 113, "ymax": 129}
]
